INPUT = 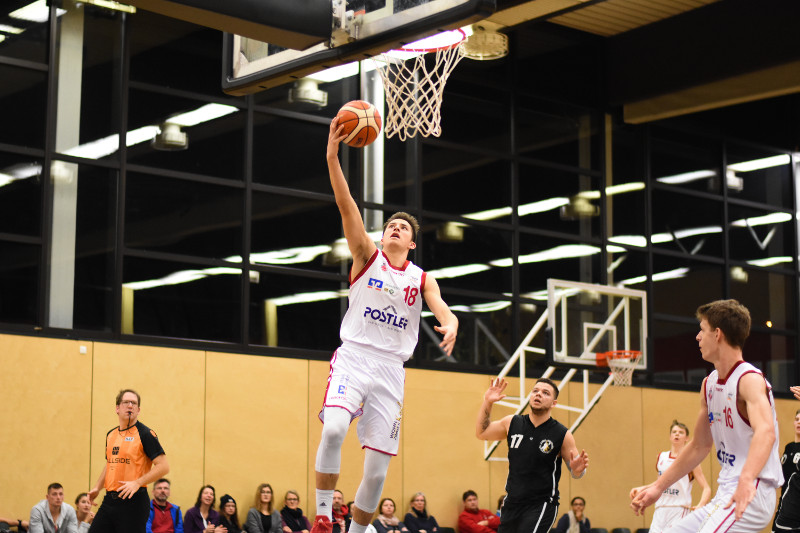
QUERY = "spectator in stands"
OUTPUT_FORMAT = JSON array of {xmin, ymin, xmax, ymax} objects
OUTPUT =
[
  {"xmin": 0, "ymin": 516, "xmax": 28, "ymax": 531},
  {"xmin": 246, "ymin": 484, "xmax": 281, "ymax": 533},
  {"xmin": 184, "ymin": 485, "xmax": 224, "ymax": 533},
  {"xmin": 373, "ymin": 498, "xmax": 407, "ymax": 533},
  {"xmin": 553, "ymin": 497, "xmax": 590, "ymax": 533},
  {"xmin": 74, "ymin": 493, "xmax": 94, "ymax": 533},
  {"xmin": 280, "ymin": 491, "xmax": 310, "ymax": 533},
  {"xmin": 331, "ymin": 491, "xmax": 351, "ymax": 533},
  {"xmin": 147, "ymin": 479, "xmax": 183, "ymax": 533},
  {"xmin": 403, "ymin": 493, "xmax": 438, "ymax": 533},
  {"xmin": 29, "ymin": 483, "xmax": 77, "ymax": 533},
  {"xmin": 218, "ymin": 495, "xmax": 241, "ymax": 533},
  {"xmin": 457, "ymin": 491, "xmax": 499, "ymax": 533}
]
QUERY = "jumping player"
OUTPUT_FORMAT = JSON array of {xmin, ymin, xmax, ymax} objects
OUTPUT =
[
  {"xmin": 631, "ymin": 299, "xmax": 783, "ymax": 533},
  {"xmin": 88, "ymin": 389, "xmax": 169, "ymax": 533},
  {"xmin": 476, "ymin": 377, "xmax": 589, "ymax": 533},
  {"xmin": 773, "ymin": 386, "xmax": 800, "ymax": 533},
  {"xmin": 311, "ymin": 117, "xmax": 459, "ymax": 533},
  {"xmin": 630, "ymin": 420, "xmax": 710, "ymax": 532}
]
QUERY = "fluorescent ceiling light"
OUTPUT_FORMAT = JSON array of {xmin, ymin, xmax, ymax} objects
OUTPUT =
[
  {"xmin": 168, "ymin": 103, "xmax": 238, "ymax": 127},
  {"xmin": 426, "ymin": 263, "xmax": 491, "ymax": 279},
  {"xmin": 651, "ymin": 225, "xmax": 722, "ymax": 244},
  {"xmin": 519, "ymin": 198, "xmax": 569, "ymax": 216},
  {"xmin": 270, "ymin": 290, "xmax": 347, "ymax": 306},
  {"xmin": 82, "ymin": 0, "xmax": 136, "ymax": 13},
  {"xmin": 247, "ymin": 245, "xmax": 332, "ymax": 265},
  {"xmin": 490, "ymin": 244, "xmax": 601, "ymax": 267},
  {"xmin": 0, "ymin": 24, "xmax": 23, "ymax": 34},
  {"xmin": 10, "ymin": 0, "xmax": 65, "ymax": 22},
  {"xmin": 124, "ymin": 267, "xmax": 240, "ymax": 290},
  {"xmin": 617, "ymin": 267, "xmax": 689, "ymax": 287},
  {"xmin": 609, "ymin": 235, "xmax": 647, "ymax": 248},
  {"xmin": 747, "ymin": 256, "xmax": 792, "ymax": 267},
  {"xmin": 656, "ymin": 170, "xmax": 716, "ymax": 184},
  {"xmin": 727, "ymin": 154, "xmax": 790, "ymax": 172},
  {"xmin": 730, "ymin": 212, "xmax": 793, "ymax": 227},
  {"xmin": 577, "ymin": 182, "xmax": 646, "ymax": 199}
]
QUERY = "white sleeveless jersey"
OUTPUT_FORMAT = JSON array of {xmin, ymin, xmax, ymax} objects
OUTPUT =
[
  {"xmin": 340, "ymin": 249, "xmax": 425, "ymax": 362},
  {"xmin": 705, "ymin": 361, "xmax": 784, "ymax": 488},
  {"xmin": 655, "ymin": 451, "xmax": 693, "ymax": 508}
]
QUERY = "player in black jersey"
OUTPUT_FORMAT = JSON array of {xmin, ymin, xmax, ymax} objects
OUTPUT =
[
  {"xmin": 773, "ymin": 386, "xmax": 800, "ymax": 533},
  {"xmin": 476, "ymin": 378, "xmax": 588, "ymax": 533}
]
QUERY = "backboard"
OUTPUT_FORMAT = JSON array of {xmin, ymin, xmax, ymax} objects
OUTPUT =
[
  {"xmin": 547, "ymin": 278, "xmax": 648, "ymax": 370},
  {"xmin": 222, "ymin": 0, "xmax": 496, "ymax": 95}
]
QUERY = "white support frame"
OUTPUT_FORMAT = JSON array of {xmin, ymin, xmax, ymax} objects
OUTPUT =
[{"xmin": 483, "ymin": 278, "xmax": 646, "ymax": 461}]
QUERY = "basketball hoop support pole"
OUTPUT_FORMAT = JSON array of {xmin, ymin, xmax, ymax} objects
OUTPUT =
[{"xmin": 483, "ymin": 309, "xmax": 615, "ymax": 462}]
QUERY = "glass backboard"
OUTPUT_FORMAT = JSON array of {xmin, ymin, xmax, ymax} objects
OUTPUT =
[{"xmin": 222, "ymin": 0, "xmax": 496, "ymax": 95}]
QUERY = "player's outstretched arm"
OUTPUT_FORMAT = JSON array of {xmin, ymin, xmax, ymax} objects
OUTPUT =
[
  {"xmin": 476, "ymin": 378, "xmax": 512, "ymax": 441},
  {"xmin": 724, "ymin": 372, "xmax": 776, "ymax": 520},
  {"xmin": 631, "ymin": 383, "xmax": 714, "ymax": 515},
  {"xmin": 326, "ymin": 117, "xmax": 376, "ymax": 273},
  {"xmin": 423, "ymin": 276, "xmax": 458, "ymax": 356},
  {"xmin": 561, "ymin": 431, "xmax": 588, "ymax": 478}
]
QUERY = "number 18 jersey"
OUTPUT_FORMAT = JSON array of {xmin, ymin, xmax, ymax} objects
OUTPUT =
[{"xmin": 340, "ymin": 249, "xmax": 426, "ymax": 362}]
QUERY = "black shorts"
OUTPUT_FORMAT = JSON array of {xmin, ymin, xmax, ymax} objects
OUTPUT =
[
  {"xmin": 498, "ymin": 500, "xmax": 558, "ymax": 533},
  {"xmin": 775, "ymin": 476, "xmax": 800, "ymax": 532},
  {"xmin": 89, "ymin": 488, "xmax": 150, "ymax": 533}
]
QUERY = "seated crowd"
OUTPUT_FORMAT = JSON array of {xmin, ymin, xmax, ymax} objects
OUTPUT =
[{"xmin": 4, "ymin": 483, "xmax": 563, "ymax": 533}]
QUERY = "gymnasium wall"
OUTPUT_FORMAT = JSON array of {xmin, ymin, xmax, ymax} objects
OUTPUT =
[{"xmin": 1, "ymin": 333, "xmax": 796, "ymax": 532}]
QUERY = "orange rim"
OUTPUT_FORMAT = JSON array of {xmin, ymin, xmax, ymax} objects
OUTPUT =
[{"xmin": 596, "ymin": 350, "xmax": 641, "ymax": 368}]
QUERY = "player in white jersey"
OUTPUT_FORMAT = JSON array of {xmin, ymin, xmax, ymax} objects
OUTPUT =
[
  {"xmin": 631, "ymin": 420, "xmax": 710, "ymax": 533},
  {"xmin": 631, "ymin": 299, "xmax": 783, "ymax": 533},
  {"xmin": 311, "ymin": 117, "xmax": 459, "ymax": 533}
]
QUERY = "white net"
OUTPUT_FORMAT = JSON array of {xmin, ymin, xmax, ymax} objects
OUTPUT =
[
  {"xmin": 373, "ymin": 41, "xmax": 465, "ymax": 141},
  {"xmin": 606, "ymin": 352, "xmax": 642, "ymax": 387}
]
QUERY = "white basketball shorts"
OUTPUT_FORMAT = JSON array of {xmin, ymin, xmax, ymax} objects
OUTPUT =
[
  {"xmin": 650, "ymin": 506, "xmax": 690, "ymax": 533},
  {"xmin": 320, "ymin": 345, "xmax": 405, "ymax": 456},
  {"xmin": 667, "ymin": 479, "xmax": 776, "ymax": 533}
]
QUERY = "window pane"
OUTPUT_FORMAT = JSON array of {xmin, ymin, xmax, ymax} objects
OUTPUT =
[
  {"xmin": 252, "ymin": 114, "xmax": 329, "ymax": 192},
  {"xmin": 651, "ymin": 256, "xmax": 723, "ymax": 318},
  {"xmin": 383, "ymin": 137, "xmax": 412, "ymax": 207},
  {"xmin": 651, "ymin": 190, "xmax": 723, "ymax": 257},
  {"xmin": 250, "ymin": 191, "xmax": 343, "ymax": 273},
  {"xmin": 0, "ymin": 65, "xmax": 47, "ymax": 149},
  {"xmin": 123, "ymin": 257, "xmax": 241, "ymax": 342},
  {"xmin": 0, "ymin": 11, "xmax": 48, "ymax": 64},
  {"xmin": 519, "ymin": 164, "xmax": 602, "ymax": 236},
  {"xmin": 758, "ymin": 334, "xmax": 796, "ymax": 393},
  {"xmin": 421, "ymin": 146, "xmax": 510, "ymax": 216},
  {"xmin": 651, "ymin": 128, "xmax": 721, "ymax": 194},
  {"xmin": 730, "ymin": 269, "xmax": 795, "ymax": 331},
  {"xmin": 652, "ymin": 319, "xmax": 710, "ymax": 386},
  {"xmin": 728, "ymin": 205, "xmax": 793, "ymax": 263},
  {"xmin": 0, "ymin": 153, "xmax": 42, "ymax": 236},
  {"xmin": 519, "ymin": 234, "xmax": 603, "ymax": 295},
  {"xmin": 726, "ymin": 144, "xmax": 792, "ymax": 208},
  {"xmin": 126, "ymin": 173, "xmax": 243, "ymax": 259},
  {"xmin": 249, "ymin": 271, "xmax": 342, "ymax": 350},
  {"xmin": 127, "ymin": 89, "xmax": 244, "ymax": 178},
  {"xmin": 74, "ymin": 165, "xmax": 117, "ymax": 331},
  {"xmin": 421, "ymin": 219, "xmax": 513, "ymax": 295},
  {"xmin": 440, "ymin": 82, "xmax": 511, "ymax": 152},
  {"xmin": 0, "ymin": 241, "xmax": 39, "ymax": 324},
  {"xmin": 517, "ymin": 105, "xmax": 601, "ymax": 171}
]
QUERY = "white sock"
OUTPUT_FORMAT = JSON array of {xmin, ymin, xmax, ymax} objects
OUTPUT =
[
  {"xmin": 349, "ymin": 522, "xmax": 368, "ymax": 533},
  {"xmin": 316, "ymin": 489, "xmax": 334, "ymax": 519}
]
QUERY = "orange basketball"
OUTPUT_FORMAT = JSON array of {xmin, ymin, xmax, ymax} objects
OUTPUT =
[{"xmin": 335, "ymin": 100, "xmax": 382, "ymax": 148}]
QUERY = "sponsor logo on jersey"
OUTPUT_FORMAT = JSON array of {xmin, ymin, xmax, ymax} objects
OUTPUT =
[
  {"xmin": 368, "ymin": 278, "xmax": 384, "ymax": 290},
  {"xmin": 125, "ymin": 437, "xmax": 134, "ymax": 441},
  {"xmin": 716, "ymin": 442, "xmax": 736, "ymax": 467},
  {"xmin": 110, "ymin": 457, "xmax": 131, "ymax": 464},
  {"xmin": 794, "ymin": 453, "xmax": 800, "ymax": 465},
  {"xmin": 381, "ymin": 264, "xmax": 388, "ymax": 272},
  {"xmin": 539, "ymin": 439, "xmax": 554, "ymax": 453},
  {"xmin": 112, "ymin": 446, "xmax": 120, "ymax": 455},
  {"xmin": 363, "ymin": 305, "xmax": 409, "ymax": 329},
  {"xmin": 390, "ymin": 403, "xmax": 403, "ymax": 440},
  {"xmin": 383, "ymin": 283, "xmax": 399, "ymax": 295}
]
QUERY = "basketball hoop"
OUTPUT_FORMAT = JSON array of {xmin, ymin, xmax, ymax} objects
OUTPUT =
[
  {"xmin": 596, "ymin": 350, "xmax": 642, "ymax": 387},
  {"xmin": 372, "ymin": 29, "xmax": 467, "ymax": 141}
]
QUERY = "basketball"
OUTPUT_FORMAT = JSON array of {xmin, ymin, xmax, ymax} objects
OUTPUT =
[{"xmin": 335, "ymin": 100, "xmax": 382, "ymax": 148}]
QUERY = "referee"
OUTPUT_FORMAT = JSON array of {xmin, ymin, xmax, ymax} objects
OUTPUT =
[{"xmin": 88, "ymin": 389, "xmax": 170, "ymax": 533}]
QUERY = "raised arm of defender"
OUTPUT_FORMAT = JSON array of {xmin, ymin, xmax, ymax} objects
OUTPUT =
[{"xmin": 476, "ymin": 378, "xmax": 512, "ymax": 441}]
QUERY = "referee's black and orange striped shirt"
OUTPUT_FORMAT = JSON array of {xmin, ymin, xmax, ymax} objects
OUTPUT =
[{"xmin": 104, "ymin": 420, "xmax": 165, "ymax": 491}]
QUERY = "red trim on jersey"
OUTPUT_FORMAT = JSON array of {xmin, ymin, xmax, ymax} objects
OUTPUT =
[
  {"xmin": 717, "ymin": 360, "xmax": 745, "ymax": 385},
  {"xmin": 420, "ymin": 272, "xmax": 427, "ymax": 292},
  {"xmin": 362, "ymin": 445, "xmax": 397, "ymax": 457},
  {"xmin": 381, "ymin": 251, "xmax": 409, "ymax": 271},
  {"xmin": 350, "ymin": 249, "xmax": 379, "ymax": 285},
  {"xmin": 703, "ymin": 376, "xmax": 710, "ymax": 408},
  {"xmin": 735, "ymin": 369, "xmax": 769, "ymax": 427}
]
